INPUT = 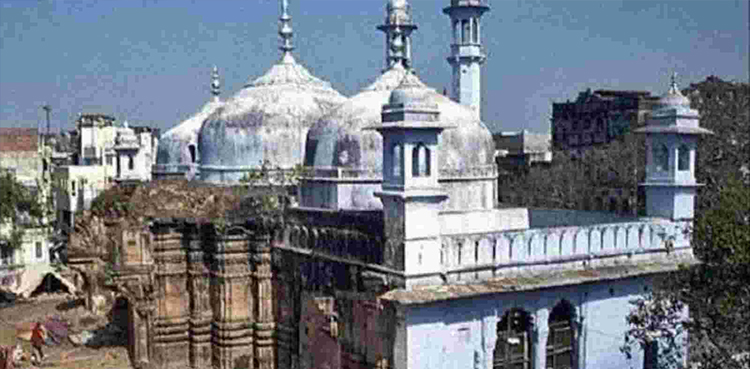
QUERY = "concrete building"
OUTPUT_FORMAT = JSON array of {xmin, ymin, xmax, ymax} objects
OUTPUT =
[
  {"xmin": 102, "ymin": 2, "xmax": 710, "ymax": 369},
  {"xmin": 54, "ymin": 114, "xmax": 158, "ymax": 231},
  {"xmin": 552, "ymin": 89, "xmax": 658, "ymax": 151},
  {"xmin": 493, "ymin": 130, "xmax": 553, "ymax": 172},
  {"xmin": 72, "ymin": 114, "xmax": 158, "ymax": 182},
  {"xmin": 0, "ymin": 128, "xmax": 56, "ymax": 283}
]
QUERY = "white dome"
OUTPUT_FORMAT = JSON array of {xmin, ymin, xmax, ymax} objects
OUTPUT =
[
  {"xmin": 156, "ymin": 100, "xmax": 222, "ymax": 166},
  {"xmin": 198, "ymin": 54, "xmax": 346, "ymax": 183}
]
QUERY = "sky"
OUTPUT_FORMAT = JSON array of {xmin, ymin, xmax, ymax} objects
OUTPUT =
[{"xmin": 0, "ymin": 0, "xmax": 747, "ymax": 135}]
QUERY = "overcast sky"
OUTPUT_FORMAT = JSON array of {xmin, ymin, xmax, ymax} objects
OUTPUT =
[{"xmin": 1, "ymin": 0, "xmax": 747, "ymax": 135}]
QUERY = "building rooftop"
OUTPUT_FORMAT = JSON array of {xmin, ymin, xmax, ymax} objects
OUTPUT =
[
  {"xmin": 381, "ymin": 255, "xmax": 696, "ymax": 305},
  {"xmin": 0, "ymin": 128, "xmax": 38, "ymax": 152}
]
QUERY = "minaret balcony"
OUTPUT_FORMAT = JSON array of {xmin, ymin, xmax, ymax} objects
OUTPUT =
[
  {"xmin": 450, "ymin": 44, "xmax": 484, "ymax": 57},
  {"xmin": 450, "ymin": 0, "xmax": 488, "ymax": 6}
]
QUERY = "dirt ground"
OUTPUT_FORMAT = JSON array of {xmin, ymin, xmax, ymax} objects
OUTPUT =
[{"xmin": 0, "ymin": 294, "xmax": 132, "ymax": 369}]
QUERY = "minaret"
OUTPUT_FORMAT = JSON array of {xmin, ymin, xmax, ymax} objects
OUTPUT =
[
  {"xmin": 371, "ymin": 71, "xmax": 455, "ymax": 287},
  {"xmin": 377, "ymin": 0, "xmax": 418, "ymax": 70},
  {"xmin": 636, "ymin": 73, "xmax": 712, "ymax": 220},
  {"xmin": 279, "ymin": 0, "xmax": 295, "ymax": 62},
  {"xmin": 444, "ymin": 0, "xmax": 490, "ymax": 120},
  {"xmin": 211, "ymin": 65, "xmax": 221, "ymax": 102}
]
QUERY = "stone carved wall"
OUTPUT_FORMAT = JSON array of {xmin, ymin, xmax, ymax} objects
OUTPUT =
[{"xmin": 113, "ymin": 216, "xmax": 397, "ymax": 369}]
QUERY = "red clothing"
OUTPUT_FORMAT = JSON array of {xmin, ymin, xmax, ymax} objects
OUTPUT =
[{"xmin": 31, "ymin": 323, "xmax": 45, "ymax": 347}]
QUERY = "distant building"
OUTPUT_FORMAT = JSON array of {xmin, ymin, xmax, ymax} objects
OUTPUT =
[
  {"xmin": 54, "ymin": 114, "xmax": 159, "ymax": 231},
  {"xmin": 552, "ymin": 89, "xmax": 659, "ymax": 150},
  {"xmin": 493, "ymin": 130, "xmax": 552, "ymax": 172}
]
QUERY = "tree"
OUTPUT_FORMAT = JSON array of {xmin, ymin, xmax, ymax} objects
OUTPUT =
[
  {"xmin": 622, "ymin": 177, "xmax": 750, "ymax": 368},
  {"xmin": 500, "ymin": 132, "xmax": 644, "ymax": 213},
  {"xmin": 501, "ymin": 77, "xmax": 749, "ymax": 215},
  {"xmin": 0, "ymin": 172, "xmax": 44, "ymax": 251}
]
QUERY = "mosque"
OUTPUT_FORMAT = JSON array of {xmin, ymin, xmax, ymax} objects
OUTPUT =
[{"xmin": 116, "ymin": 1, "xmax": 709, "ymax": 368}]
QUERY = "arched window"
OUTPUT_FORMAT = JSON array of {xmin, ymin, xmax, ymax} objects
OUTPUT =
[
  {"xmin": 472, "ymin": 18, "xmax": 479, "ymax": 43},
  {"xmin": 677, "ymin": 144, "xmax": 690, "ymax": 171},
  {"xmin": 392, "ymin": 144, "xmax": 402, "ymax": 177},
  {"xmin": 494, "ymin": 308, "xmax": 533, "ymax": 369},
  {"xmin": 653, "ymin": 144, "xmax": 669, "ymax": 172},
  {"xmin": 411, "ymin": 144, "xmax": 431, "ymax": 177},
  {"xmin": 547, "ymin": 300, "xmax": 577, "ymax": 369},
  {"xmin": 188, "ymin": 144, "xmax": 197, "ymax": 164},
  {"xmin": 462, "ymin": 19, "xmax": 470, "ymax": 44}
]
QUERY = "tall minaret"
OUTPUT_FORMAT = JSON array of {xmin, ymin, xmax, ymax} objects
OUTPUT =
[
  {"xmin": 444, "ymin": 0, "xmax": 490, "ymax": 120},
  {"xmin": 377, "ymin": 0, "xmax": 418, "ymax": 70}
]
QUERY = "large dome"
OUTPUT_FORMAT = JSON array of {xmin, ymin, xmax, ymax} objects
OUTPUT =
[
  {"xmin": 306, "ymin": 64, "xmax": 494, "ymax": 174},
  {"xmin": 198, "ymin": 54, "xmax": 346, "ymax": 184},
  {"xmin": 302, "ymin": 64, "xmax": 496, "ymax": 211}
]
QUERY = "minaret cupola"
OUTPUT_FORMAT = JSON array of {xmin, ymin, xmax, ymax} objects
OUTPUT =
[
  {"xmin": 378, "ymin": 0, "xmax": 418, "ymax": 69},
  {"xmin": 636, "ymin": 73, "xmax": 713, "ymax": 220},
  {"xmin": 444, "ymin": 0, "xmax": 490, "ymax": 120}
]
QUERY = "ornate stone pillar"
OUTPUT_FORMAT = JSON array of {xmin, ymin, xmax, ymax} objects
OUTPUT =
[
  {"xmin": 253, "ymin": 234, "xmax": 276, "ymax": 369},
  {"xmin": 209, "ymin": 230, "xmax": 254, "ymax": 369},
  {"xmin": 535, "ymin": 307, "xmax": 550, "ymax": 369},
  {"xmin": 186, "ymin": 224, "xmax": 211, "ymax": 368},
  {"xmin": 151, "ymin": 224, "xmax": 190, "ymax": 368}
]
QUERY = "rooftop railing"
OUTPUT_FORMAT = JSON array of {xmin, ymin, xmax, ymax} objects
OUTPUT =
[{"xmin": 439, "ymin": 218, "xmax": 690, "ymax": 281}]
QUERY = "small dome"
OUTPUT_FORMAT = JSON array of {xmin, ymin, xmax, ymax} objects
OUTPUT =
[
  {"xmin": 386, "ymin": 0, "xmax": 412, "ymax": 25},
  {"xmin": 198, "ymin": 54, "xmax": 346, "ymax": 183},
  {"xmin": 657, "ymin": 75, "xmax": 691, "ymax": 109},
  {"xmin": 388, "ymin": 69, "xmax": 432, "ymax": 106},
  {"xmin": 388, "ymin": 0, "xmax": 408, "ymax": 9}
]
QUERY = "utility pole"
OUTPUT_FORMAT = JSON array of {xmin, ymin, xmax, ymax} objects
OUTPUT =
[{"xmin": 42, "ymin": 105, "xmax": 51, "ymax": 135}]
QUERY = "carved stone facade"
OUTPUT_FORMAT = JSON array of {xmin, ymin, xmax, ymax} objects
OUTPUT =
[{"xmin": 111, "ymin": 209, "xmax": 398, "ymax": 369}]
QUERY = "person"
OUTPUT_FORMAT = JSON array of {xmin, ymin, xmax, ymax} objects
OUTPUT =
[{"xmin": 30, "ymin": 321, "xmax": 46, "ymax": 365}]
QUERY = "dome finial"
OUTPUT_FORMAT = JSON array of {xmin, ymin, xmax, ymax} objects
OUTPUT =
[
  {"xmin": 279, "ymin": 0, "xmax": 294, "ymax": 58},
  {"xmin": 211, "ymin": 65, "xmax": 221, "ymax": 102},
  {"xmin": 669, "ymin": 71, "xmax": 679, "ymax": 94}
]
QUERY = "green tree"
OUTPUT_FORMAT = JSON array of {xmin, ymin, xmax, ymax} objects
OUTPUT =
[
  {"xmin": 0, "ymin": 172, "xmax": 44, "ymax": 251},
  {"xmin": 622, "ymin": 177, "xmax": 750, "ymax": 368}
]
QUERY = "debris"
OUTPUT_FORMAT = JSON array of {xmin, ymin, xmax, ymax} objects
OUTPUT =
[
  {"xmin": 0, "ymin": 265, "xmax": 77, "ymax": 299},
  {"xmin": 68, "ymin": 331, "xmax": 94, "ymax": 347}
]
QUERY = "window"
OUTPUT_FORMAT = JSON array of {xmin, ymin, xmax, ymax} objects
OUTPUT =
[
  {"xmin": 546, "ymin": 300, "xmax": 577, "ymax": 369},
  {"xmin": 36, "ymin": 242, "xmax": 42, "ymax": 259},
  {"xmin": 462, "ymin": 19, "xmax": 469, "ymax": 43},
  {"xmin": 392, "ymin": 144, "xmax": 402, "ymax": 177},
  {"xmin": 411, "ymin": 144, "xmax": 431, "ymax": 177},
  {"xmin": 677, "ymin": 144, "xmax": 690, "ymax": 171},
  {"xmin": 188, "ymin": 144, "xmax": 197, "ymax": 164},
  {"xmin": 1, "ymin": 245, "xmax": 13, "ymax": 265},
  {"xmin": 653, "ymin": 144, "xmax": 669, "ymax": 172},
  {"xmin": 128, "ymin": 155, "xmax": 134, "ymax": 170},
  {"xmin": 106, "ymin": 155, "xmax": 113, "ymax": 166},
  {"xmin": 71, "ymin": 181, "xmax": 76, "ymax": 197},
  {"xmin": 494, "ymin": 309, "xmax": 533, "ymax": 369}
]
